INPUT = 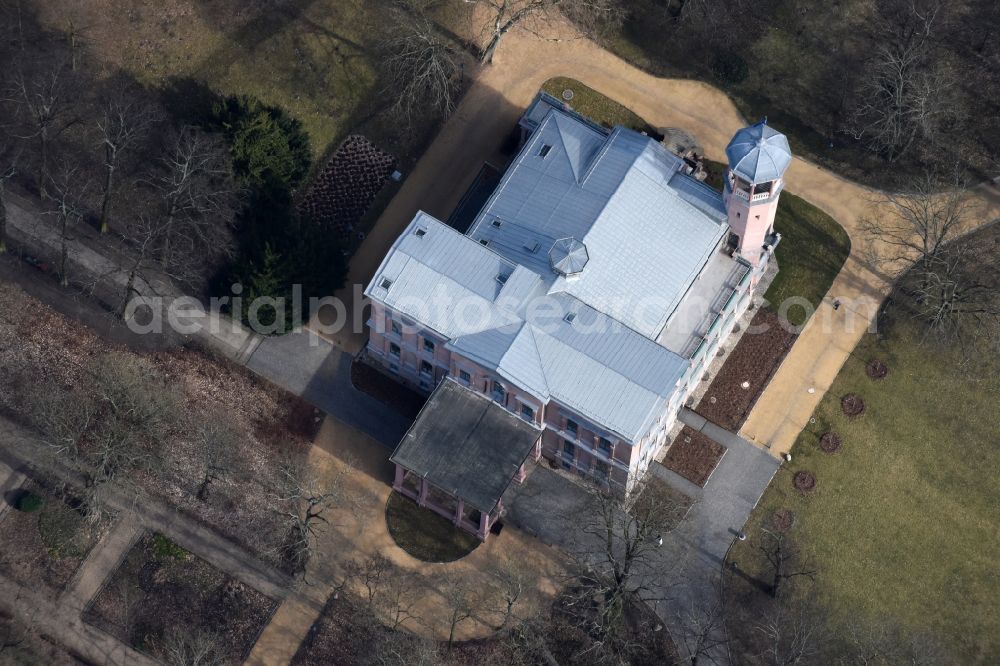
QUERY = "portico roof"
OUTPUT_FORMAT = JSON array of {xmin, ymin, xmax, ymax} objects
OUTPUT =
[{"xmin": 389, "ymin": 379, "xmax": 542, "ymax": 514}]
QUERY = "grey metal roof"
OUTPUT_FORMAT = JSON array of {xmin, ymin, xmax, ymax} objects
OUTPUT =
[
  {"xmin": 725, "ymin": 121, "xmax": 791, "ymax": 184},
  {"xmin": 467, "ymin": 111, "xmax": 728, "ymax": 339},
  {"xmin": 389, "ymin": 379, "xmax": 541, "ymax": 513},
  {"xmin": 549, "ymin": 237, "xmax": 589, "ymax": 275}
]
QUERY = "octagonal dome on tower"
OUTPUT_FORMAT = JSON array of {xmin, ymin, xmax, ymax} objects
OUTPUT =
[
  {"xmin": 549, "ymin": 237, "xmax": 589, "ymax": 276},
  {"xmin": 725, "ymin": 121, "xmax": 792, "ymax": 185}
]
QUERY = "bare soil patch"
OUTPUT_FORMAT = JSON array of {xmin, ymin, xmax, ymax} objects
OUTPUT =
[
  {"xmin": 841, "ymin": 393, "xmax": 866, "ymax": 419},
  {"xmin": 770, "ymin": 509, "xmax": 795, "ymax": 532},
  {"xmin": 866, "ymin": 359, "xmax": 889, "ymax": 380},
  {"xmin": 662, "ymin": 427, "xmax": 726, "ymax": 487},
  {"xmin": 819, "ymin": 432, "xmax": 843, "ymax": 454},
  {"xmin": 0, "ymin": 480, "xmax": 113, "ymax": 592},
  {"xmin": 84, "ymin": 533, "xmax": 277, "ymax": 664},
  {"xmin": 694, "ymin": 308, "xmax": 798, "ymax": 431},
  {"xmin": 793, "ymin": 471, "xmax": 817, "ymax": 494},
  {"xmin": 351, "ymin": 358, "xmax": 427, "ymax": 420}
]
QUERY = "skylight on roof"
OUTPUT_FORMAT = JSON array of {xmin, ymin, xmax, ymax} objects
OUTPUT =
[
  {"xmin": 380, "ymin": 278, "xmax": 393, "ymax": 290},
  {"xmin": 414, "ymin": 228, "xmax": 426, "ymax": 237},
  {"xmin": 564, "ymin": 312, "xmax": 576, "ymax": 323},
  {"xmin": 479, "ymin": 239, "xmax": 489, "ymax": 246},
  {"xmin": 491, "ymin": 218, "xmax": 502, "ymax": 228},
  {"xmin": 538, "ymin": 144, "xmax": 552, "ymax": 158},
  {"xmin": 525, "ymin": 241, "xmax": 541, "ymax": 254},
  {"xmin": 496, "ymin": 273, "xmax": 510, "ymax": 285}
]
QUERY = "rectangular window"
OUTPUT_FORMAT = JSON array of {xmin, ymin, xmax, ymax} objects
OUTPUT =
[
  {"xmin": 597, "ymin": 437, "xmax": 613, "ymax": 456},
  {"xmin": 492, "ymin": 381, "xmax": 506, "ymax": 403},
  {"xmin": 594, "ymin": 460, "xmax": 609, "ymax": 482},
  {"xmin": 390, "ymin": 320, "xmax": 402, "ymax": 337},
  {"xmin": 419, "ymin": 360, "xmax": 432, "ymax": 376},
  {"xmin": 423, "ymin": 338, "xmax": 435, "ymax": 354},
  {"xmin": 520, "ymin": 403, "xmax": 534, "ymax": 421},
  {"xmin": 389, "ymin": 343, "xmax": 401, "ymax": 358},
  {"xmin": 566, "ymin": 419, "xmax": 578, "ymax": 437},
  {"xmin": 562, "ymin": 440, "xmax": 575, "ymax": 459},
  {"xmin": 458, "ymin": 370, "xmax": 471, "ymax": 385}
]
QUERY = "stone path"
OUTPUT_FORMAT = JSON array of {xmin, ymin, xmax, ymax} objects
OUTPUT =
[{"xmin": 61, "ymin": 515, "xmax": 142, "ymax": 613}]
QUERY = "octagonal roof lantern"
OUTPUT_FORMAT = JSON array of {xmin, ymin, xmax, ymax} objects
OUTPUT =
[
  {"xmin": 725, "ymin": 119, "xmax": 792, "ymax": 185},
  {"xmin": 549, "ymin": 237, "xmax": 589, "ymax": 276}
]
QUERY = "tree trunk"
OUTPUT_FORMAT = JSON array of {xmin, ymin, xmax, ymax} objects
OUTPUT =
[
  {"xmin": 481, "ymin": 32, "xmax": 503, "ymax": 64},
  {"xmin": 38, "ymin": 129, "xmax": 49, "ymax": 199},
  {"xmin": 99, "ymin": 145, "xmax": 116, "ymax": 234},
  {"xmin": 0, "ymin": 182, "xmax": 7, "ymax": 253},
  {"xmin": 59, "ymin": 212, "xmax": 69, "ymax": 287},
  {"xmin": 120, "ymin": 261, "xmax": 139, "ymax": 318}
]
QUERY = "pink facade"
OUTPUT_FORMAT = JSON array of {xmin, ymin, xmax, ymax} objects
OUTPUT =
[{"xmin": 723, "ymin": 174, "xmax": 782, "ymax": 267}]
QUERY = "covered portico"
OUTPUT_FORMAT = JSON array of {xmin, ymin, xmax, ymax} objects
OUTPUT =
[{"xmin": 389, "ymin": 378, "xmax": 542, "ymax": 540}]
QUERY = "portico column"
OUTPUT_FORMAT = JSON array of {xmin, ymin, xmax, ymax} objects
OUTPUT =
[
  {"xmin": 533, "ymin": 438, "xmax": 542, "ymax": 462},
  {"xmin": 453, "ymin": 499, "xmax": 465, "ymax": 527},
  {"xmin": 514, "ymin": 463, "xmax": 526, "ymax": 484},
  {"xmin": 477, "ymin": 510, "xmax": 490, "ymax": 540},
  {"xmin": 418, "ymin": 477, "xmax": 429, "ymax": 507},
  {"xmin": 393, "ymin": 463, "xmax": 405, "ymax": 490}
]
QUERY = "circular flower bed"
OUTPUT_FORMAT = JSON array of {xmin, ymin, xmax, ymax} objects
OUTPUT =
[
  {"xmin": 841, "ymin": 393, "xmax": 866, "ymax": 419},
  {"xmin": 771, "ymin": 509, "xmax": 795, "ymax": 532},
  {"xmin": 866, "ymin": 359, "xmax": 889, "ymax": 380},
  {"xmin": 793, "ymin": 471, "xmax": 817, "ymax": 494},
  {"xmin": 819, "ymin": 432, "xmax": 843, "ymax": 454}
]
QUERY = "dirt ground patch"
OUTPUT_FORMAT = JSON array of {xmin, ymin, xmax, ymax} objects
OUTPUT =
[
  {"xmin": 662, "ymin": 427, "xmax": 726, "ymax": 487},
  {"xmin": 85, "ymin": 532, "xmax": 277, "ymax": 663},
  {"xmin": 694, "ymin": 307, "xmax": 798, "ymax": 431},
  {"xmin": 0, "ymin": 480, "xmax": 114, "ymax": 592}
]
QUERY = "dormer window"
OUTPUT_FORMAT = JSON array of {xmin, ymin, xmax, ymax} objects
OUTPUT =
[
  {"xmin": 380, "ymin": 278, "xmax": 393, "ymax": 290},
  {"xmin": 525, "ymin": 241, "xmax": 540, "ymax": 253},
  {"xmin": 538, "ymin": 144, "xmax": 552, "ymax": 158},
  {"xmin": 491, "ymin": 218, "xmax": 503, "ymax": 228},
  {"xmin": 479, "ymin": 239, "xmax": 489, "ymax": 246},
  {"xmin": 496, "ymin": 273, "xmax": 510, "ymax": 285},
  {"xmin": 414, "ymin": 228, "xmax": 426, "ymax": 238},
  {"xmin": 563, "ymin": 312, "xmax": 576, "ymax": 323}
]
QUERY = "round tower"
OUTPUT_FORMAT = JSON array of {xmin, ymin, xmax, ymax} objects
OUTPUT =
[{"xmin": 722, "ymin": 120, "xmax": 791, "ymax": 267}]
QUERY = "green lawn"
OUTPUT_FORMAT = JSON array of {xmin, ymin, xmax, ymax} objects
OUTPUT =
[
  {"xmin": 385, "ymin": 492, "xmax": 481, "ymax": 563},
  {"xmin": 541, "ymin": 77, "xmax": 658, "ymax": 135},
  {"xmin": 729, "ymin": 318, "xmax": 1000, "ymax": 662}
]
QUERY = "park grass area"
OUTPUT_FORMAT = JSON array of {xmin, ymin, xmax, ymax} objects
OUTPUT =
[
  {"xmin": 764, "ymin": 192, "xmax": 851, "ymax": 326},
  {"xmin": 542, "ymin": 77, "xmax": 658, "ymax": 135},
  {"xmin": 728, "ymin": 318, "xmax": 1000, "ymax": 662},
  {"xmin": 35, "ymin": 0, "xmax": 472, "ymax": 160},
  {"xmin": 385, "ymin": 492, "xmax": 480, "ymax": 563}
]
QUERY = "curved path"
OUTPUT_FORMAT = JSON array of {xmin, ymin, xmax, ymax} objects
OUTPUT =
[{"xmin": 318, "ymin": 16, "xmax": 1000, "ymax": 457}]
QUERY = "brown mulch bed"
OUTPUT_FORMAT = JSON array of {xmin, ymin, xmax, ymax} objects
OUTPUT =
[
  {"xmin": 0, "ymin": 480, "xmax": 113, "ymax": 592},
  {"xmin": 866, "ymin": 358, "xmax": 889, "ymax": 380},
  {"xmin": 297, "ymin": 135, "xmax": 396, "ymax": 242},
  {"xmin": 770, "ymin": 509, "xmax": 795, "ymax": 532},
  {"xmin": 841, "ymin": 393, "xmax": 866, "ymax": 419},
  {"xmin": 693, "ymin": 307, "xmax": 798, "ymax": 431},
  {"xmin": 662, "ymin": 427, "xmax": 727, "ymax": 487},
  {"xmin": 350, "ymin": 358, "xmax": 427, "ymax": 420},
  {"xmin": 793, "ymin": 471, "xmax": 817, "ymax": 494},
  {"xmin": 84, "ymin": 533, "xmax": 277, "ymax": 664},
  {"xmin": 819, "ymin": 432, "xmax": 843, "ymax": 453}
]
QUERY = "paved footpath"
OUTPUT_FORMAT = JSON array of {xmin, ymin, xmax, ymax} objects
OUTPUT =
[{"xmin": 61, "ymin": 515, "xmax": 143, "ymax": 613}]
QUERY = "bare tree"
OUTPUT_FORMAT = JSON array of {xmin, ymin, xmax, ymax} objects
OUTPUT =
[
  {"xmin": 380, "ymin": 8, "xmax": 461, "ymax": 128},
  {"xmin": 437, "ymin": 571, "xmax": 483, "ymax": 649},
  {"xmin": 850, "ymin": 0, "xmax": 956, "ymax": 162},
  {"xmin": 0, "ymin": 142, "xmax": 17, "ymax": 254},
  {"xmin": 43, "ymin": 164, "xmax": 89, "ymax": 287},
  {"xmin": 191, "ymin": 415, "xmax": 244, "ymax": 501},
  {"xmin": 5, "ymin": 55, "xmax": 77, "ymax": 197},
  {"xmin": 568, "ymin": 476, "xmax": 689, "ymax": 642},
  {"xmin": 271, "ymin": 456, "xmax": 342, "ymax": 577},
  {"xmin": 753, "ymin": 603, "xmax": 828, "ymax": 666},
  {"xmin": 155, "ymin": 626, "xmax": 226, "ymax": 666},
  {"xmin": 347, "ymin": 552, "xmax": 395, "ymax": 607},
  {"xmin": 367, "ymin": 629, "xmax": 439, "ymax": 666},
  {"xmin": 675, "ymin": 588, "xmax": 730, "ymax": 665},
  {"xmin": 489, "ymin": 554, "xmax": 531, "ymax": 630},
  {"xmin": 470, "ymin": 0, "xmax": 624, "ymax": 64},
  {"xmin": 758, "ymin": 528, "xmax": 816, "ymax": 599},
  {"xmin": 96, "ymin": 77, "xmax": 158, "ymax": 233},
  {"xmin": 374, "ymin": 566, "xmax": 421, "ymax": 631},
  {"xmin": 147, "ymin": 125, "xmax": 237, "ymax": 273}
]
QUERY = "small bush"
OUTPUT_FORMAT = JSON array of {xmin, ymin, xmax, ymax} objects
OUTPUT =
[
  {"xmin": 151, "ymin": 534, "xmax": 191, "ymax": 561},
  {"xmin": 712, "ymin": 51, "xmax": 749, "ymax": 85},
  {"xmin": 38, "ymin": 501, "xmax": 88, "ymax": 558},
  {"xmin": 13, "ymin": 491, "xmax": 43, "ymax": 513}
]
